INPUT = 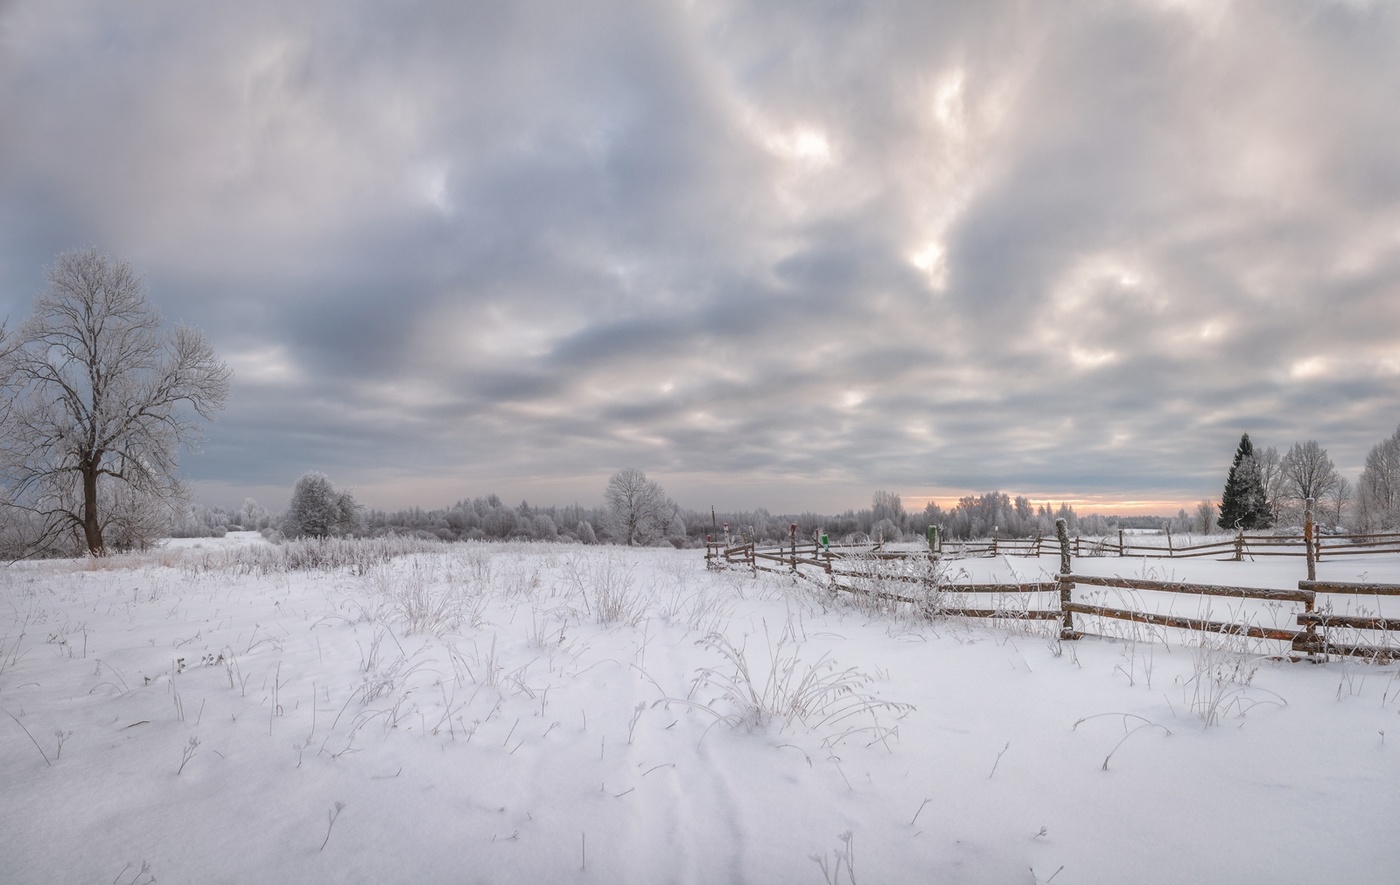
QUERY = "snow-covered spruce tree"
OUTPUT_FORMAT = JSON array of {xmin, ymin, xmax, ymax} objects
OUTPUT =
[
  {"xmin": 282, "ymin": 471, "xmax": 360, "ymax": 539},
  {"xmin": 1217, "ymin": 433, "xmax": 1272, "ymax": 531}
]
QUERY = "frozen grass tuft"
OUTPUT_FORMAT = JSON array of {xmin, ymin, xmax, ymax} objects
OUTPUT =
[
  {"xmin": 810, "ymin": 830, "xmax": 858, "ymax": 885},
  {"xmin": 1180, "ymin": 630, "xmax": 1286, "ymax": 726},
  {"xmin": 176, "ymin": 534, "xmax": 447, "ymax": 577},
  {"xmin": 112, "ymin": 860, "xmax": 156, "ymax": 885},
  {"xmin": 2, "ymin": 706, "xmax": 51, "ymax": 766},
  {"xmin": 371, "ymin": 559, "xmax": 483, "ymax": 637},
  {"xmin": 564, "ymin": 552, "xmax": 647, "ymax": 626},
  {"xmin": 690, "ymin": 625, "xmax": 911, "ymax": 745}
]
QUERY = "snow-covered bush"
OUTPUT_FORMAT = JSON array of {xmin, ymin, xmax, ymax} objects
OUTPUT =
[{"xmin": 282, "ymin": 471, "xmax": 361, "ymax": 539}]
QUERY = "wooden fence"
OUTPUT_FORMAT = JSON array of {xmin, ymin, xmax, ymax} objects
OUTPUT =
[
  {"xmin": 705, "ymin": 536, "xmax": 1400, "ymax": 662},
  {"xmin": 708, "ymin": 527, "xmax": 1400, "ymax": 564},
  {"xmin": 1084, "ymin": 528, "xmax": 1400, "ymax": 561}
]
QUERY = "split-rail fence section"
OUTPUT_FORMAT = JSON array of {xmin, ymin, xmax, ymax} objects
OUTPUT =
[{"xmin": 705, "ymin": 520, "xmax": 1400, "ymax": 662}]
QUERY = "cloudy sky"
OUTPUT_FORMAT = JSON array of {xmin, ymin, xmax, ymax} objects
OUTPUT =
[{"xmin": 3, "ymin": 0, "xmax": 1400, "ymax": 516}]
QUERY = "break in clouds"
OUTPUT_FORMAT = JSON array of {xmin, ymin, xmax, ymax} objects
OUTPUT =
[{"xmin": 3, "ymin": 0, "xmax": 1400, "ymax": 512}]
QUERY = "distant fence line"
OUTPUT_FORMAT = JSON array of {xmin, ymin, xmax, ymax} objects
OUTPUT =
[
  {"xmin": 705, "ymin": 515, "xmax": 1400, "ymax": 662},
  {"xmin": 708, "ymin": 525, "xmax": 1400, "ymax": 562}
]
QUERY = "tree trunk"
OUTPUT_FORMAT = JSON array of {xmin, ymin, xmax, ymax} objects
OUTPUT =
[{"xmin": 81, "ymin": 464, "xmax": 105, "ymax": 556}]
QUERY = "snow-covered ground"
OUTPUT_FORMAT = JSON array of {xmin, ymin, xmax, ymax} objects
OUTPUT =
[{"xmin": 2, "ymin": 538, "xmax": 1398, "ymax": 884}]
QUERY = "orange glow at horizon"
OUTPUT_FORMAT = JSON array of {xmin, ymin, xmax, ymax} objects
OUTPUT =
[{"xmin": 902, "ymin": 494, "xmax": 1200, "ymax": 518}]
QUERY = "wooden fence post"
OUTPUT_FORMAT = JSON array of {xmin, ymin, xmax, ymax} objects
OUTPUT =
[
  {"xmin": 1166, "ymin": 526, "xmax": 1173, "ymax": 556},
  {"xmin": 1055, "ymin": 518, "xmax": 1076, "ymax": 639},
  {"xmin": 992, "ymin": 525, "xmax": 999, "ymax": 556},
  {"xmin": 1056, "ymin": 518, "xmax": 1072, "ymax": 576},
  {"xmin": 1304, "ymin": 498, "xmax": 1316, "ymax": 582},
  {"xmin": 1234, "ymin": 528, "xmax": 1244, "ymax": 562},
  {"xmin": 1118, "ymin": 529, "xmax": 1125, "ymax": 557},
  {"xmin": 1313, "ymin": 515, "xmax": 1323, "ymax": 563},
  {"xmin": 1295, "ymin": 577, "xmax": 1318, "ymax": 655}
]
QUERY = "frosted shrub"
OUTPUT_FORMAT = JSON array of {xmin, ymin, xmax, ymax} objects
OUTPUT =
[
  {"xmin": 840, "ymin": 550, "xmax": 945, "ymax": 619},
  {"xmin": 214, "ymin": 535, "xmax": 447, "ymax": 575}
]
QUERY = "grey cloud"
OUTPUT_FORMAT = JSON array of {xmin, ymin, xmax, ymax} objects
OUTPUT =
[{"xmin": 4, "ymin": 0, "xmax": 1400, "ymax": 514}]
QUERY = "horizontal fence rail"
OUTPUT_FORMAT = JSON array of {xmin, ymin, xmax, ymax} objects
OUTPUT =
[{"xmin": 1062, "ymin": 601, "xmax": 1300, "ymax": 643}]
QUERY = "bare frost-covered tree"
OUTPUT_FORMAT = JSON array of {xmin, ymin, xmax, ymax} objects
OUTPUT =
[
  {"xmin": 1279, "ymin": 440, "xmax": 1339, "ymax": 522},
  {"xmin": 1358, "ymin": 425, "xmax": 1400, "ymax": 530},
  {"xmin": 1322, "ymin": 476, "xmax": 1352, "ymax": 530},
  {"xmin": 603, "ymin": 467, "xmax": 673, "ymax": 546},
  {"xmin": 1254, "ymin": 445, "xmax": 1284, "ymax": 517},
  {"xmin": 871, "ymin": 490, "xmax": 905, "ymax": 531},
  {"xmin": 1194, "ymin": 500, "xmax": 1218, "ymax": 534},
  {"xmin": 0, "ymin": 249, "xmax": 230, "ymax": 556}
]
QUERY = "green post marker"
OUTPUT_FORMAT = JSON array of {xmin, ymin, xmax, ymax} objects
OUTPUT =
[
  {"xmin": 926, "ymin": 525, "xmax": 938, "ymax": 552},
  {"xmin": 820, "ymin": 533, "xmax": 829, "ymax": 551}
]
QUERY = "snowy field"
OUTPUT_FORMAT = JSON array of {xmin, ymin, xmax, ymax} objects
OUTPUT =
[{"xmin": 2, "ymin": 536, "xmax": 1399, "ymax": 884}]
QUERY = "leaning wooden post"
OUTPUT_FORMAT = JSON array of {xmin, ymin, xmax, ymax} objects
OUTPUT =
[
  {"xmin": 1166, "ymin": 526, "xmax": 1174, "ymax": 556},
  {"xmin": 1304, "ymin": 498, "xmax": 1316, "ymax": 582},
  {"xmin": 1055, "ymin": 518, "xmax": 1076, "ymax": 639}
]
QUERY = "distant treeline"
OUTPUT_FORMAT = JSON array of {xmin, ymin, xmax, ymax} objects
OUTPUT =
[
  {"xmin": 699, "ymin": 491, "xmax": 1198, "ymax": 545},
  {"xmin": 172, "ymin": 489, "xmax": 1203, "ymax": 546}
]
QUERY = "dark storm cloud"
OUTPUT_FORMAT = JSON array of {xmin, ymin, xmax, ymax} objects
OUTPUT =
[{"xmin": 4, "ymin": 0, "xmax": 1400, "ymax": 513}]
